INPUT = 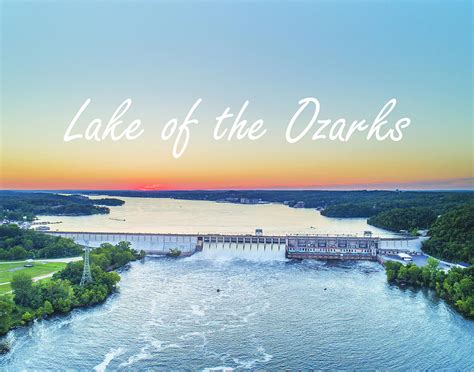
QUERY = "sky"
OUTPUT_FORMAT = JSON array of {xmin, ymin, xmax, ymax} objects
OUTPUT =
[{"xmin": 1, "ymin": 0, "xmax": 472, "ymax": 190}]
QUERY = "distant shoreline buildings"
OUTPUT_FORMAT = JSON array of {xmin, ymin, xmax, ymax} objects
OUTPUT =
[{"xmin": 217, "ymin": 197, "xmax": 307, "ymax": 209}]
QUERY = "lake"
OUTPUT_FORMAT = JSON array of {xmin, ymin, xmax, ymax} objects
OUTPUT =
[{"xmin": 38, "ymin": 196, "xmax": 397, "ymax": 236}]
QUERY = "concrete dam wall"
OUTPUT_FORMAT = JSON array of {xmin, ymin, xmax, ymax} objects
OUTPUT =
[
  {"xmin": 47, "ymin": 231, "xmax": 422, "ymax": 260},
  {"xmin": 48, "ymin": 232, "xmax": 198, "ymax": 255},
  {"xmin": 48, "ymin": 231, "xmax": 288, "ymax": 258}
]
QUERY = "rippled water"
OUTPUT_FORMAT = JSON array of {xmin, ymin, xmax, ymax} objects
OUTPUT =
[{"xmin": 2, "ymin": 255, "xmax": 473, "ymax": 370}]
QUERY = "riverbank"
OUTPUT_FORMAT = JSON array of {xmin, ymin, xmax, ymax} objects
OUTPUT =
[
  {"xmin": 384, "ymin": 258, "xmax": 474, "ymax": 318},
  {"xmin": 0, "ymin": 242, "xmax": 144, "ymax": 337},
  {"xmin": 2, "ymin": 257, "xmax": 473, "ymax": 369}
]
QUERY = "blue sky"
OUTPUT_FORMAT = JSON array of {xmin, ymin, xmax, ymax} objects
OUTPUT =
[{"xmin": 1, "ymin": 0, "xmax": 472, "ymax": 189}]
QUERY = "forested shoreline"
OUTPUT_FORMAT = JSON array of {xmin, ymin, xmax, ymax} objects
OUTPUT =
[
  {"xmin": 2, "ymin": 190, "xmax": 472, "ymax": 234},
  {"xmin": 76, "ymin": 189, "xmax": 472, "ymax": 231},
  {"xmin": 385, "ymin": 259, "xmax": 474, "ymax": 318},
  {"xmin": 0, "ymin": 239, "xmax": 145, "ymax": 338},
  {"xmin": 0, "ymin": 191, "xmax": 124, "ymax": 221},
  {"xmin": 422, "ymin": 205, "xmax": 473, "ymax": 264},
  {"xmin": 0, "ymin": 224, "xmax": 83, "ymax": 260}
]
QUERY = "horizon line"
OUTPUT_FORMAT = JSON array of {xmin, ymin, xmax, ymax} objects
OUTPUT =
[{"xmin": 2, "ymin": 188, "xmax": 473, "ymax": 193}]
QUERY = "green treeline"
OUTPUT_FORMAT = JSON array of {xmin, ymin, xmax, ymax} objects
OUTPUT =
[
  {"xmin": 369, "ymin": 203, "xmax": 473, "ymax": 264},
  {"xmin": 385, "ymin": 259, "xmax": 474, "ymax": 318},
  {"xmin": 368, "ymin": 207, "xmax": 437, "ymax": 232},
  {"xmin": 0, "ymin": 224, "xmax": 83, "ymax": 260},
  {"xmin": 0, "ymin": 191, "xmax": 124, "ymax": 221},
  {"xmin": 92, "ymin": 198, "xmax": 125, "ymax": 206},
  {"xmin": 79, "ymin": 189, "xmax": 472, "ymax": 212},
  {"xmin": 0, "ymin": 241, "xmax": 145, "ymax": 335},
  {"xmin": 319, "ymin": 203, "xmax": 377, "ymax": 218},
  {"xmin": 422, "ymin": 205, "xmax": 474, "ymax": 264},
  {"xmin": 2, "ymin": 190, "xmax": 472, "ymax": 233}
]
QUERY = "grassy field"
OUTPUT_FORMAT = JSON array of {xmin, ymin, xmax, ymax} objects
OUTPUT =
[
  {"xmin": 0, "ymin": 261, "xmax": 67, "ymax": 294},
  {"xmin": 0, "ymin": 282, "xmax": 11, "ymax": 294}
]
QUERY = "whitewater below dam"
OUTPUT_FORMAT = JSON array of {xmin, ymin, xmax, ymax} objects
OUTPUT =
[{"xmin": 1, "ymin": 256, "xmax": 473, "ymax": 370}]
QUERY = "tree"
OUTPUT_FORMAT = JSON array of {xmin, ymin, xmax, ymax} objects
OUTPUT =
[
  {"xmin": 421, "ymin": 266, "xmax": 431, "ymax": 285},
  {"xmin": 427, "ymin": 257, "xmax": 440, "ymax": 270},
  {"xmin": 407, "ymin": 265, "xmax": 421, "ymax": 285},
  {"xmin": 0, "ymin": 298, "xmax": 14, "ymax": 334},
  {"xmin": 10, "ymin": 246, "xmax": 28, "ymax": 260},
  {"xmin": 422, "ymin": 204, "xmax": 474, "ymax": 264},
  {"xmin": 91, "ymin": 253, "xmax": 109, "ymax": 270},
  {"xmin": 11, "ymin": 272, "xmax": 34, "ymax": 307},
  {"xmin": 43, "ymin": 300, "xmax": 54, "ymax": 315},
  {"xmin": 458, "ymin": 278, "xmax": 474, "ymax": 298},
  {"xmin": 112, "ymin": 251, "xmax": 134, "ymax": 268},
  {"xmin": 54, "ymin": 261, "xmax": 83, "ymax": 284},
  {"xmin": 39, "ymin": 280, "xmax": 75, "ymax": 313},
  {"xmin": 369, "ymin": 207, "xmax": 437, "ymax": 232},
  {"xmin": 22, "ymin": 311, "xmax": 34, "ymax": 323},
  {"xmin": 384, "ymin": 261, "xmax": 401, "ymax": 282}
]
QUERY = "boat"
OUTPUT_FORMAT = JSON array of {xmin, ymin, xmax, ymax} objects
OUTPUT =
[{"xmin": 35, "ymin": 226, "xmax": 50, "ymax": 231}]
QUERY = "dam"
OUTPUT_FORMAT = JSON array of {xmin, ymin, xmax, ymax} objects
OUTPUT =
[{"xmin": 46, "ymin": 231, "xmax": 420, "ymax": 260}]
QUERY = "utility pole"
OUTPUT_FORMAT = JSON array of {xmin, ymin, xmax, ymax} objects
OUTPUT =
[{"xmin": 80, "ymin": 241, "xmax": 93, "ymax": 286}]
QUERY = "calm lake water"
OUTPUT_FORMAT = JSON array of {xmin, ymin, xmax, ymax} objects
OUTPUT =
[
  {"xmin": 38, "ymin": 196, "xmax": 397, "ymax": 237},
  {"xmin": 2, "ymin": 197, "xmax": 471, "ymax": 369}
]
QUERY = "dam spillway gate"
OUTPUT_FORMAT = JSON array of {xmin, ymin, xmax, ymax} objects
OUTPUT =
[{"xmin": 46, "ymin": 231, "xmax": 418, "ymax": 260}]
